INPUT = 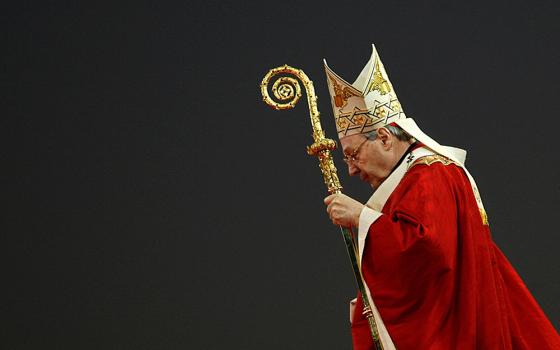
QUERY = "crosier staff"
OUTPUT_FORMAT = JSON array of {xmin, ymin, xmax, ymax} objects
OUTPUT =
[{"xmin": 260, "ymin": 65, "xmax": 384, "ymax": 350}]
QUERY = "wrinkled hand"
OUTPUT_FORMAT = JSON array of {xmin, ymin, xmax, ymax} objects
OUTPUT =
[{"xmin": 324, "ymin": 193, "xmax": 364, "ymax": 228}]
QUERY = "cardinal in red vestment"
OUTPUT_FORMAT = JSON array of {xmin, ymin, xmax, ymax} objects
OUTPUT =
[{"xmin": 322, "ymin": 44, "xmax": 560, "ymax": 349}]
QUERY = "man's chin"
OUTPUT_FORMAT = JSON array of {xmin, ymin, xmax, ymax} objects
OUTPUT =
[
  {"xmin": 369, "ymin": 178, "xmax": 386, "ymax": 191},
  {"xmin": 361, "ymin": 175, "xmax": 381, "ymax": 190}
]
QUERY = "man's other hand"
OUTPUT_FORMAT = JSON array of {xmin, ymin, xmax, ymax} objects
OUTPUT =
[{"xmin": 324, "ymin": 193, "xmax": 364, "ymax": 228}]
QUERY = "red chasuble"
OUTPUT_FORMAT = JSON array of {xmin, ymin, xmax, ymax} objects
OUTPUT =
[{"xmin": 351, "ymin": 161, "xmax": 560, "ymax": 349}]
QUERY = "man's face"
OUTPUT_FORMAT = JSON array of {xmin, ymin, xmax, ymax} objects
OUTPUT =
[{"xmin": 340, "ymin": 132, "xmax": 392, "ymax": 189}]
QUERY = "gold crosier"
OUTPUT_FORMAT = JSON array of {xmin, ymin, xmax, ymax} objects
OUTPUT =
[{"xmin": 260, "ymin": 65, "xmax": 384, "ymax": 350}]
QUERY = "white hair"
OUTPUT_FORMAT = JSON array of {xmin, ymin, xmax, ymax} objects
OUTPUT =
[{"xmin": 366, "ymin": 125, "xmax": 414, "ymax": 142}]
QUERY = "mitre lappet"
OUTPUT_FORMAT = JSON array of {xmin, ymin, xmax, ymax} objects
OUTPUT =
[{"xmin": 324, "ymin": 44, "xmax": 488, "ymax": 223}]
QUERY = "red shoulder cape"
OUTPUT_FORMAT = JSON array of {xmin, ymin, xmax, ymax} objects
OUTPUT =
[{"xmin": 351, "ymin": 162, "xmax": 560, "ymax": 349}]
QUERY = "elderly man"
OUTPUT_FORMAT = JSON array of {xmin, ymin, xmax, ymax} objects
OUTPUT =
[{"xmin": 323, "ymin": 45, "xmax": 560, "ymax": 350}]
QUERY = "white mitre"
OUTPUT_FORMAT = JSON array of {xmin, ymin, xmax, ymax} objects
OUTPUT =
[{"xmin": 324, "ymin": 44, "xmax": 406, "ymax": 140}]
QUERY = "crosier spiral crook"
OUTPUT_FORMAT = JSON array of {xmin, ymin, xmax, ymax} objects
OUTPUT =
[{"xmin": 260, "ymin": 64, "xmax": 342, "ymax": 195}]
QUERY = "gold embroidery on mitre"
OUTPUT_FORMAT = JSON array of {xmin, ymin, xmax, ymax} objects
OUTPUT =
[
  {"xmin": 390, "ymin": 100, "xmax": 401, "ymax": 112},
  {"xmin": 337, "ymin": 118, "xmax": 349, "ymax": 129},
  {"xmin": 354, "ymin": 114, "xmax": 366, "ymax": 125},
  {"xmin": 335, "ymin": 108, "xmax": 373, "ymax": 136},
  {"xmin": 329, "ymin": 75, "xmax": 360, "ymax": 108},
  {"xmin": 367, "ymin": 60, "xmax": 392, "ymax": 95},
  {"xmin": 374, "ymin": 106, "xmax": 388, "ymax": 118}
]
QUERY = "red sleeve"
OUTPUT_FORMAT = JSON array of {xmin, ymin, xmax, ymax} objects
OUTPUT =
[
  {"xmin": 352, "ymin": 163, "xmax": 463, "ymax": 349},
  {"xmin": 366, "ymin": 162, "xmax": 466, "ymax": 295}
]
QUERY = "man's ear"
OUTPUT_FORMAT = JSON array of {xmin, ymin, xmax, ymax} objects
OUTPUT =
[{"xmin": 377, "ymin": 127, "xmax": 392, "ymax": 150}]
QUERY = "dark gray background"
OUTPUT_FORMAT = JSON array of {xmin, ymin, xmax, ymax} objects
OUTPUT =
[{"xmin": 5, "ymin": 0, "xmax": 559, "ymax": 349}]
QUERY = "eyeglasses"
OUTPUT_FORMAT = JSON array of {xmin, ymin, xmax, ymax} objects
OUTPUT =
[{"xmin": 342, "ymin": 138, "xmax": 369, "ymax": 164}]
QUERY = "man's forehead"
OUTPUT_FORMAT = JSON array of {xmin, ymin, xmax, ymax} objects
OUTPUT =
[{"xmin": 340, "ymin": 134, "xmax": 368, "ymax": 152}]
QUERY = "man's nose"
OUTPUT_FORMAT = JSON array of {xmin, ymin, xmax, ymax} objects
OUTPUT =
[{"xmin": 348, "ymin": 162, "xmax": 359, "ymax": 176}]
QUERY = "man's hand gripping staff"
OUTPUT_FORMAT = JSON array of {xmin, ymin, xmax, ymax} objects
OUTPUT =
[{"xmin": 325, "ymin": 193, "xmax": 364, "ymax": 228}]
